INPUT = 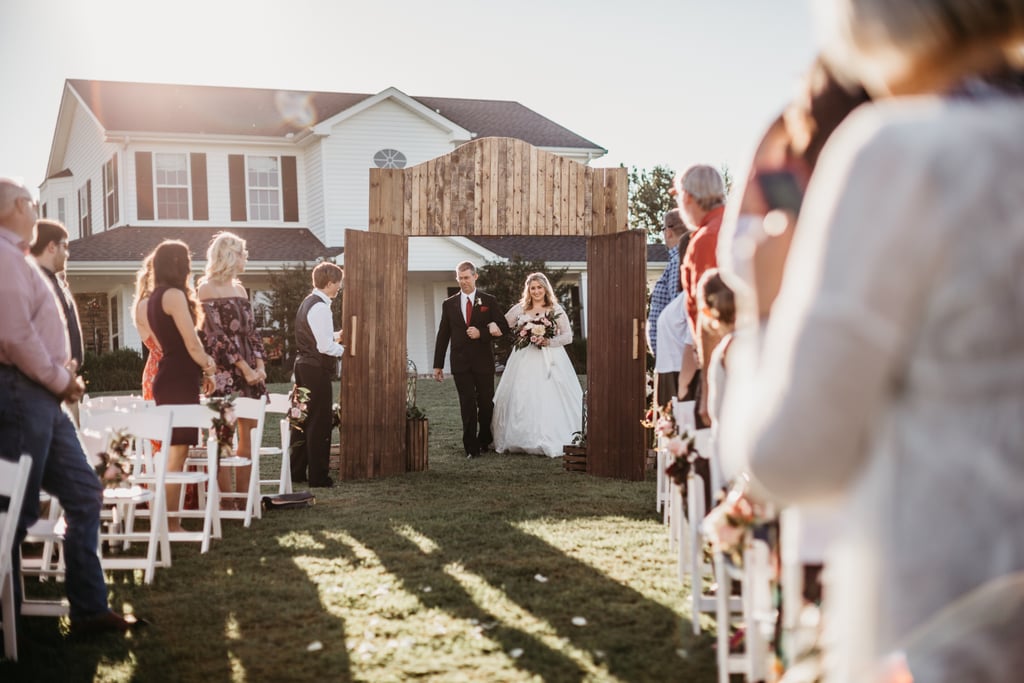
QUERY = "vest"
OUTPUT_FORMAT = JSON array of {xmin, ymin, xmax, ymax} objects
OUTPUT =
[{"xmin": 294, "ymin": 292, "xmax": 337, "ymax": 374}]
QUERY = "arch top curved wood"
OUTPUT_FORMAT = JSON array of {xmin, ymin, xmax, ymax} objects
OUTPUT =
[{"xmin": 369, "ymin": 136, "xmax": 627, "ymax": 238}]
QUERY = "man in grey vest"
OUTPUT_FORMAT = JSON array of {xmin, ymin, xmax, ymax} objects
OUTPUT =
[{"xmin": 291, "ymin": 262, "xmax": 344, "ymax": 487}]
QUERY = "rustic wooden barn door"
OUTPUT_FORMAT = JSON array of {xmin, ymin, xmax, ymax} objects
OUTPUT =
[
  {"xmin": 338, "ymin": 229, "xmax": 408, "ymax": 479},
  {"xmin": 585, "ymin": 230, "xmax": 647, "ymax": 480}
]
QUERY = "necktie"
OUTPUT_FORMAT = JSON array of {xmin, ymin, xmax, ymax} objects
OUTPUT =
[{"xmin": 465, "ymin": 297, "xmax": 472, "ymax": 325}]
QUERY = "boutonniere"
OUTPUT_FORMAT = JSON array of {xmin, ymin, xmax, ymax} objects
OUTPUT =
[{"xmin": 475, "ymin": 296, "xmax": 482, "ymax": 307}]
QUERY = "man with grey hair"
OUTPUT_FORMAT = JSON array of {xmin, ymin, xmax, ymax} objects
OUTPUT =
[
  {"xmin": 0, "ymin": 177, "xmax": 144, "ymax": 636},
  {"xmin": 673, "ymin": 164, "xmax": 726, "ymax": 424}
]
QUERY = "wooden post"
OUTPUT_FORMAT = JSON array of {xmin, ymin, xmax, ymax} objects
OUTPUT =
[{"xmin": 406, "ymin": 418, "xmax": 429, "ymax": 472}]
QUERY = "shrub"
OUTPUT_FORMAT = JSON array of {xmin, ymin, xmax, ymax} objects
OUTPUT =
[
  {"xmin": 566, "ymin": 337, "xmax": 587, "ymax": 375},
  {"xmin": 81, "ymin": 348, "xmax": 145, "ymax": 394}
]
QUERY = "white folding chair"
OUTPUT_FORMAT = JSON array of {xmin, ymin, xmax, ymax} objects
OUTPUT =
[
  {"xmin": 1, "ymin": 455, "xmax": 33, "ymax": 662},
  {"xmin": 713, "ymin": 537, "xmax": 775, "ymax": 683},
  {"xmin": 19, "ymin": 492, "xmax": 65, "ymax": 584},
  {"xmin": 258, "ymin": 393, "xmax": 293, "ymax": 495},
  {"xmin": 152, "ymin": 404, "xmax": 222, "ymax": 552},
  {"xmin": 188, "ymin": 396, "xmax": 267, "ymax": 527},
  {"xmin": 77, "ymin": 409, "xmax": 176, "ymax": 584}
]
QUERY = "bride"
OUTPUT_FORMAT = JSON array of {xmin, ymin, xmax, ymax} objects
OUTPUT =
[{"xmin": 492, "ymin": 272, "xmax": 583, "ymax": 457}]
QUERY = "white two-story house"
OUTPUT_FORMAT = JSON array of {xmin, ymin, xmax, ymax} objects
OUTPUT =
[{"xmin": 41, "ymin": 79, "xmax": 668, "ymax": 373}]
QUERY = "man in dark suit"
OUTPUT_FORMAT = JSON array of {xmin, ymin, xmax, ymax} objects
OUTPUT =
[{"xmin": 433, "ymin": 260, "xmax": 511, "ymax": 458}]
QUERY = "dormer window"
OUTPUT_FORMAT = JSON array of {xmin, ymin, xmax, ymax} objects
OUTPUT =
[{"xmin": 373, "ymin": 149, "xmax": 407, "ymax": 169}]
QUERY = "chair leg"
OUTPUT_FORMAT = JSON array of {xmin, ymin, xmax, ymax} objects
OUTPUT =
[{"xmin": 1, "ymin": 572, "xmax": 18, "ymax": 662}]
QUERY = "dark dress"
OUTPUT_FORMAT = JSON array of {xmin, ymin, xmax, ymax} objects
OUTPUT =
[
  {"xmin": 148, "ymin": 286, "xmax": 201, "ymax": 445},
  {"xmin": 199, "ymin": 296, "xmax": 267, "ymax": 399}
]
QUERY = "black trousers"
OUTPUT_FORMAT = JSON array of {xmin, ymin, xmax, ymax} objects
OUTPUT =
[
  {"xmin": 291, "ymin": 362, "xmax": 334, "ymax": 485},
  {"xmin": 453, "ymin": 370, "xmax": 494, "ymax": 456}
]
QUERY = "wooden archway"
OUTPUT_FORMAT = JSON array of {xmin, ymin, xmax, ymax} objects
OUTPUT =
[{"xmin": 340, "ymin": 137, "xmax": 647, "ymax": 480}]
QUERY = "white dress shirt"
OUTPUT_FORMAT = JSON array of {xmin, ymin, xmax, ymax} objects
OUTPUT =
[{"xmin": 307, "ymin": 289, "xmax": 344, "ymax": 357}]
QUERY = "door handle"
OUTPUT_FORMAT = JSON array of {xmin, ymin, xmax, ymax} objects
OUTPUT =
[
  {"xmin": 349, "ymin": 316, "xmax": 357, "ymax": 357},
  {"xmin": 632, "ymin": 318, "xmax": 639, "ymax": 360}
]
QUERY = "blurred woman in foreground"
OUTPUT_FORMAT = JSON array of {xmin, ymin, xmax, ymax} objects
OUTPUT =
[{"xmin": 732, "ymin": 1, "xmax": 1024, "ymax": 680}]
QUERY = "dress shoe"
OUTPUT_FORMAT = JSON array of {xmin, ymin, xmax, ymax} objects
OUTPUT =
[
  {"xmin": 310, "ymin": 479, "xmax": 335, "ymax": 488},
  {"xmin": 71, "ymin": 611, "xmax": 148, "ymax": 637},
  {"xmin": 465, "ymin": 452, "xmax": 478, "ymax": 459}
]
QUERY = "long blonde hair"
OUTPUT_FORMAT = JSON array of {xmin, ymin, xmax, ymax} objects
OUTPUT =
[
  {"xmin": 201, "ymin": 231, "xmax": 246, "ymax": 285},
  {"xmin": 519, "ymin": 272, "xmax": 556, "ymax": 312},
  {"xmin": 131, "ymin": 252, "xmax": 155, "ymax": 327}
]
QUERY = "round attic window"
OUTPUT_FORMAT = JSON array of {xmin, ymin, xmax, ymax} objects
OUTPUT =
[{"xmin": 373, "ymin": 149, "xmax": 407, "ymax": 169}]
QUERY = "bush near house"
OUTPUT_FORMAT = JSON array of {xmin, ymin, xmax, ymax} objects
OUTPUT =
[{"xmin": 81, "ymin": 348, "xmax": 145, "ymax": 394}]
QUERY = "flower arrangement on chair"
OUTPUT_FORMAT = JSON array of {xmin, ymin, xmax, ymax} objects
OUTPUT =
[
  {"xmin": 286, "ymin": 385, "xmax": 310, "ymax": 432},
  {"xmin": 93, "ymin": 429, "xmax": 133, "ymax": 488},
  {"xmin": 702, "ymin": 474, "xmax": 770, "ymax": 568},
  {"xmin": 206, "ymin": 394, "xmax": 237, "ymax": 460},
  {"xmin": 511, "ymin": 310, "xmax": 561, "ymax": 350},
  {"xmin": 642, "ymin": 402, "xmax": 696, "ymax": 486}
]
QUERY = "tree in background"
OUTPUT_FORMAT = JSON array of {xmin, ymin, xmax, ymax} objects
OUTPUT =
[
  {"xmin": 477, "ymin": 256, "xmax": 574, "ymax": 367},
  {"xmin": 629, "ymin": 164, "xmax": 733, "ymax": 242},
  {"xmin": 628, "ymin": 165, "xmax": 676, "ymax": 242}
]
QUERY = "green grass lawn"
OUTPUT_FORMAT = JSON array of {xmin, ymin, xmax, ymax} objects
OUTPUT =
[{"xmin": 3, "ymin": 377, "xmax": 718, "ymax": 682}]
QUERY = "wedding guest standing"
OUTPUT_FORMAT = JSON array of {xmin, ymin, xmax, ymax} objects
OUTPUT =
[
  {"xmin": 0, "ymin": 177, "xmax": 143, "ymax": 634},
  {"xmin": 432, "ymin": 261, "xmax": 510, "ymax": 459},
  {"xmin": 147, "ymin": 240, "xmax": 216, "ymax": 529},
  {"xmin": 131, "ymin": 253, "xmax": 162, "ymax": 400},
  {"xmin": 648, "ymin": 209, "xmax": 690, "ymax": 407},
  {"xmin": 291, "ymin": 261, "xmax": 344, "ymax": 488},
  {"xmin": 492, "ymin": 272, "xmax": 582, "ymax": 458},
  {"xmin": 198, "ymin": 232, "xmax": 267, "ymax": 507},
  {"xmin": 30, "ymin": 219, "xmax": 84, "ymax": 424},
  {"xmin": 733, "ymin": 1, "xmax": 1024, "ymax": 679}
]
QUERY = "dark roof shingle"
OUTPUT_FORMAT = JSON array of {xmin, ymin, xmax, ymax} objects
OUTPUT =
[
  {"xmin": 68, "ymin": 226, "xmax": 341, "ymax": 263},
  {"xmin": 68, "ymin": 80, "xmax": 604, "ymax": 151}
]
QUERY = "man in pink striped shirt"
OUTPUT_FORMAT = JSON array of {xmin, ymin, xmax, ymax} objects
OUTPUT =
[{"xmin": 0, "ymin": 177, "xmax": 143, "ymax": 637}]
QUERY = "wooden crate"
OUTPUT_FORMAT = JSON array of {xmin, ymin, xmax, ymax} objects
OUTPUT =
[
  {"xmin": 562, "ymin": 445, "xmax": 587, "ymax": 473},
  {"xmin": 406, "ymin": 418, "xmax": 429, "ymax": 472}
]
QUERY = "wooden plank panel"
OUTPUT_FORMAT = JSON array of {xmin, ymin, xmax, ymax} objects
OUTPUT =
[
  {"xmin": 576, "ymin": 163, "xmax": 587, "ymax": 236},
  {"xmin": 474, "ymin": 143, "xmax": 485, "ymax": 235},
  {"xmin": 403, "ymin": 166, "xmax": 414, "ymax": 235},
  {"xmin": 488, "ymin": 140, "xmax": 499, "ymax": 235},
  {"xmin": 547, "ymin": 155, "xmax": 557, "ymax": 236},
  {"xmin": 528, "ymin": 145, "xmax": 539, "ymax": 235},
  {"xmin": 496, "ymin": 138, "xmax": 508, "ymax": 235},
  {"xmin": 368, "ymin": 169, "xmax": 382, "ymax": 233},
  {"xmin": 585, "ymin": 230, "xmax": 647, "ymax": 480},
  {"xmin": 609, "ymin": 167, "xmax": 629, "ymax": 233},
  {"xmin": 536, "ymin": 148, "xmax": 544, "ymax": 236},
  {"xmin": 567, "ymin": 160, "xmax": 577, "ymax": 235},
  {"xmin": 441, "ymin": 155, "xmax": 452, "ymax": 234},
  {"xmin": 340, "ymin": 230, "xmax": 408, "ymax": 479}
]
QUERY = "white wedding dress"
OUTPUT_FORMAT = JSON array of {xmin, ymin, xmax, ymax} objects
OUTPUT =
[{"xmin": 492, "ymin": 303, "xmax": 583, "ymax": 457}]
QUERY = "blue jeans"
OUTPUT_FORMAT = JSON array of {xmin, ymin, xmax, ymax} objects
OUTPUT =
[{"xmin": 0, "ymin": 365, "xmax": 108, "ymax": 619}]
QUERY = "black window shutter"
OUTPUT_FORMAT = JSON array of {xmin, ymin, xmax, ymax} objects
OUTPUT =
[
  {"xmin": 85, "ymin": 179, "xmax": 92, "ymax": 236},
  {"xmin": 282, "ymin": 155, "xmax": 299, "ymax": 222},
  {"xmin": 101, "ymin": 165, "xmax": 109, "ymax": 229},
  {"xmin": 135, "ymin": 151, "xmax": 154, "ymax": 220},
  {"xmin": 190, "ymin": 153, "xmax": 209, "ymax": 220},
  {"xmin": 228, "ymin": 154, "xmax": 246, "ymax": 221}
]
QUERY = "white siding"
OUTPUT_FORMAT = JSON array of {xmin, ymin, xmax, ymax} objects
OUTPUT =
[
  {"xmin": 303, "ymin": 139, "xmax": 326, "ymax": 242},
  {"xmin": 322, "ymin": 99, "xmax": 454, "ymax": 247},
  {"xmin": 52, "ymin": 104, "xmax": 115, "ymax": 240}
]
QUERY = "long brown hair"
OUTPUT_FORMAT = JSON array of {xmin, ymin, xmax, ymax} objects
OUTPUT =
[{"xmin": 151, "ymin": 240, "xmax": 201, "ymax": 323}]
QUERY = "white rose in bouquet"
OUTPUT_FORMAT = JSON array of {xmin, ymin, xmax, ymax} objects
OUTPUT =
[{"xmin": 530, "ymin": 323, "xmax": 546, "ymax": 337}]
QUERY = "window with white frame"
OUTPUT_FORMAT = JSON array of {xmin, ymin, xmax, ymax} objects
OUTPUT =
[
  {"xmin": 57, "ymin": 197, "xmax": 66, "ymax": 225},
  {"xmin": 103, "ymin": 156, "xmax": 119, "ymax": 226},
  {"xmin": 155, "ymin": 153, "xmax": 190, "ymax": 219},
  {"xmin": 78, "ymin": 185, "xmax": 91, "ymax": 237},
  {"xmin": 247, "ymin": 156, "xmax": 280, "ymax": 221}
]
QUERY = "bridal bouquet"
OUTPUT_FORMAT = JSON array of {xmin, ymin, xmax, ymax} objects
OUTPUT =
[{"xmin": 511, "ymin": 310, "xmax": 561, "ymax": 350}]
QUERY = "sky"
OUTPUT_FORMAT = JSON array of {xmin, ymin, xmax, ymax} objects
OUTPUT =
[{"xmin": 0, "ymin": 0, "xmax": 818, "ymax": 195}]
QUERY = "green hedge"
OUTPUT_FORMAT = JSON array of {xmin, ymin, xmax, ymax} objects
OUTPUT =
[{"xmin": 81, "ymin": 348, "xmax": 145, "ymax": 394}]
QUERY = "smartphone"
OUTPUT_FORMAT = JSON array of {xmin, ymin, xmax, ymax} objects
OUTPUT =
[{"xmin": 756, "ymin": 170, "xmax": 804, "ymax": 215}]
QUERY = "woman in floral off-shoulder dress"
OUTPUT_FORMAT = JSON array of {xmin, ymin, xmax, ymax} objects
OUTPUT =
[{"xmin": 198, "ymin": 232, "xmax": 267, "ymax": 508}]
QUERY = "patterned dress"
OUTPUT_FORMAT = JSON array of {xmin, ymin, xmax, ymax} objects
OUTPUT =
[
  {"xmin": 141, "ymin": 336, "xmax": 162, "ymax": 400},
  {"xmin": 199, "ymin": 296, "xmax": 267, "ymax": 399}
]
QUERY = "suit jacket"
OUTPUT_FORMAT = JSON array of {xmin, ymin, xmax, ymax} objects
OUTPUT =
[{"xmin": 433, "ymin": 290, "xmax": 511, "ymax": 374}]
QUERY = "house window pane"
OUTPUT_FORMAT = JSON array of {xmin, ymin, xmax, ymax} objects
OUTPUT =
[
  {"xmin": 155, "ymin": 153, "xmax": 190, "ymax": 219},
  {"xmin": 58, "ymin": 197, "xmax": 66, "ymax": 225},
  {"xmin": 104, "ymin": 156, "xmax": 119, "ymax": 227},
  {"xmin": 247, "ymin": 156, "xmax": 280, "ymax": 221}
]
